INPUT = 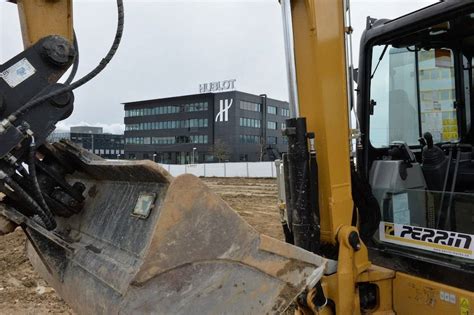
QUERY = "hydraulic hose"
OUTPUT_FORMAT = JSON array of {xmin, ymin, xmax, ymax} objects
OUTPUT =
[
  {"xmin": 28, "ymin": 138, "xmax": 57, "ymax": 230},
  {"xmin": 0, "ymin": 171, "xmax": 56, "ymax": 230},
  {"xmin": 64, "ymin": 30, "xmax": 79, "ymax": 86},
  {"xmin": 9, "ymin": 0, "xmax": 124, "ymax": 121}
]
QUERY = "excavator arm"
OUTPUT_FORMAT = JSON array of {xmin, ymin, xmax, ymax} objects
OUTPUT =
[
  {"xmin": 0, "ymin": 0, "xmax": 73, "ymax": 235},
  {"xmin": 12, "ymin": 0, "xmax": 74, "ymax": 49}
]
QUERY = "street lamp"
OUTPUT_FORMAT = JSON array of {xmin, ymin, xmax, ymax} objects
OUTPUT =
[
  {"xmin": 192, "ymin": 147, "xmax": 197, "ymax": 164},
  {"xmin": 153, "ymin": 153, "xmax": 157, "ymax": 163}
]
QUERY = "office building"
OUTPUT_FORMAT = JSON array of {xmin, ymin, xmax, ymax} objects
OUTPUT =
[
  {"xmin": 49, "ymin": 126, "xmax": 125, "ymax": 159},
  {"xmin": 123, "ymin": 91, "xmax": 290, "ymax": 164}
]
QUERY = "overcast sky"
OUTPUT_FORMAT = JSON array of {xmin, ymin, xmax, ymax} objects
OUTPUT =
[{"xmin": 1, "ymin": 0, "xmax": 435, "ymax": 133}]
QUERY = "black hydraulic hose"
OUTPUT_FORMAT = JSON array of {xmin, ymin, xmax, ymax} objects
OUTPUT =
[
  {"xmin": 444, "ymin": 147, "xmax": 461, "ymax": 230},
  {"xmin": 64, "ymin": 30, "xmax": 79, "ymax": 86},
  {"xmin": 436, "ymin": 147, "xmax": 452, "ymax": 228},
  {"xmin": 9, "ymin": 0, "xmax": 124, "ymax": 121},
  {"xmin": 28, "ymin": 139, "xmax": 57, "ymax": 230},
  {"xmin": 312, "ymin": 282, "xmax": 328, "ymax": 310},
  {"xmin": 0, "ymin": 171, "xmax": 56, "ymax": 230}
]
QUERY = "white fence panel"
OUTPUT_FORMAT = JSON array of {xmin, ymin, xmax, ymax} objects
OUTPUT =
[
  {"xmin": 158, "ymin": 162, "xmax": 277, "ymax": 178},
  {"xmin": 204, "ymin": 163, "xmax": 226, "ymax": 177},
  {"xmin": 247, "ymin": 162, "xmax": 272, "ymax": 177},
  {"xmin": 186, "ymin": 164, "xmax": 205, "ymax": 177},
  {"xmin": 271, "ymin": 162, "xmax": 276, "ymax": 178},
  {"xmin": 225, "ymin": 162, "xmax": 249, "ymax": 177},
  {"xmin": 168, "ymin": 165, "xmax": 186, "ymax": 177}
]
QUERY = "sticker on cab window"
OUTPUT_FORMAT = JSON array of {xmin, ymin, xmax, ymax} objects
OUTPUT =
[{"xmin": 379, "ymin": 222, "xmax": 473, "ymax": 260}]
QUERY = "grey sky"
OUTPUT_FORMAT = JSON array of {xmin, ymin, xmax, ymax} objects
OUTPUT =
[{"xmin": 1, "ymin": 0, "xmax": 435, "ymax": 133}]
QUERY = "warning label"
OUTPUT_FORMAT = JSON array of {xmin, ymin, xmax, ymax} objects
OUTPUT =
[{"xmin": 1, "ymin": 58, "xmax": 36, "ymax": 88}]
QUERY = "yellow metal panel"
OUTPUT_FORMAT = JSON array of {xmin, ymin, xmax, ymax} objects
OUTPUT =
[
  {"xmin": 17, "ymin": 0, "xmax": 73, "ymax": 48},
  {"xmin": 291, "ymin": 0, "xmax": 353, "ymax": 244},
  {"xmin": 393, "ymin": 272, "xmax": 474, "ymax": 315}
]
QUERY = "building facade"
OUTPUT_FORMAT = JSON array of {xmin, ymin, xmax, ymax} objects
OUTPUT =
[
  {"xmin": 123, "ymin": 91, "xmax": 290, "ymax": 164},
  {"xmin": 49, "ymin": 126, "xmax": 125, "ymax": 159}
]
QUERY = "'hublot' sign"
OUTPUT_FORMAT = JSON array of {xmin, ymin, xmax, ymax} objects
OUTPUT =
[{"xmin": 199, "ymin": 79, "xmax": 236, "ymax": 93}]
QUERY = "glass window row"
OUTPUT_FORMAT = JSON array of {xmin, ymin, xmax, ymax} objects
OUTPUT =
[
  {"xmin": 126, "ymin": 119, "xmax": 209, "ymax": 131},
  {"xmin": 267, "ymin": 121, "xmax": 277, "ymax": 130},
  {"xmin": 267, "ymin": 105, "xmax": 277, "ymax": 115},
  {"xmin": 421, "ymin": 89, "xmax": 455, "ymax": 102},
  {"xmin": 240, "ymin": 101, "xmax": 261, "ymax": 112},
  {"xmin": 125, "ymin": 102, "xmax": 209, "ymax": 117},
  {"xmin": 419, "ymin": 68, "xmax": 454, "ymax": 81},
  {"xmin": 267, "ymin": 136, "xmax": 278, "ymax": 145},
  {"xmin": 281, "ymin": 108, "xmax": 290, "ymax": 117},
  {"xmin": 126, "ymin": 135, "xmax": 209, "ymax": 145},
  {"xmin": 239, "ymin": 134, "xmax": 261, "ymax": 144},
  {"xmin": 240, "ymin": 117, "xmax": 261, "ymax": 128}
]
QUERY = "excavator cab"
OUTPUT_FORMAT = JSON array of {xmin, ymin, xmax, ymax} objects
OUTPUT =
[{"xmin": 356, "ymin": 0, "xmax": 474, "ymax": 290}]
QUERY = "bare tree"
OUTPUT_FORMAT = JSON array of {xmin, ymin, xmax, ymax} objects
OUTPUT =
[{"xmin": 211, "ymin": 139, "xmax": 231, "ymax": 162}]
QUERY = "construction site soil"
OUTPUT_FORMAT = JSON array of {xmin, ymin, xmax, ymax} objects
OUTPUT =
[{"xmin": 0, "ymin": 178, "xmax": 283, "ymax": 314}]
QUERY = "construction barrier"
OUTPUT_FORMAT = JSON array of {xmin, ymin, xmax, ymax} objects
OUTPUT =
[{"xmin": 158, "ymin": 162, "xmax": 277, "ymax": 178}]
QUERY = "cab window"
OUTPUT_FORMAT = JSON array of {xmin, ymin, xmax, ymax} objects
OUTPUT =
[
  {"xmin": 369, "ymin": 46, "xmax": 458, "ymax": 147},
  {"xmin": 366, "ymin": 13, "xmax": 474, "ymax": 265}
]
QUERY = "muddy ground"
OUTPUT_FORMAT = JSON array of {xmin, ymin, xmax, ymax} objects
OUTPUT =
[{"xmin": 0, "ymin": 178, "xmax": 283, "ymax": 314}]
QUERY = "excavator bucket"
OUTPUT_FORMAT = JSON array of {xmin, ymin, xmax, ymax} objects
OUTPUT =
[{"xmin": 1, "ymin": 142, "xmax": 326, "ymax": 314}]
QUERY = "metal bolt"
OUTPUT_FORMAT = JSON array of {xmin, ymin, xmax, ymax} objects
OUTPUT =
[
  {"xmin": 51, "ymin": 91, "xmax": 71, "ymax": 108},
  {"xmin": 41, "ymin": 36, "xmax": 75, "ymax": 67}
]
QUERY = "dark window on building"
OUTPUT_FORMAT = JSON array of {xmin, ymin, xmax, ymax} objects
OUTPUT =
[
  {"xmin": 190, "ymin": 135, "xmax": 209, "ymax": 144},
  {"xmin": 126, "ymin": 137, "xmax": 151, "ymax": 145},
  {"xmin": 240, "ymin": 117, "xmax": 261, "ymax": 128},
  {"xmin": 151, "ymin": 137, "xmax": 175, "ymax": 145},
  {"xmin": 176, "ymin": 136, "xmax": 190, "ymax": 144},
  {"xmin": 240, "ymin": 101, "xmax": 261, "ymax": 112},
  {"xmin": 267, "ymin": 136, "xmax": 277, "ymax": 145},
  {"xmin": 126, "ymin": 118, "xmax": 208, "ymax": 131},
  {"xmin": 125, "ymin": 102, "xmax": 208, "ymax": 118},
  {"xmin": 240, "ymin": 135, "xmax": 261, "ymax": 144},
  {"xmin": 239, "ymin": 154, "xmax": 249, "ymax": 161},
  {"xmin": 267, "ymin": 121, "xmax": 277, "ymax": 130},
  {"xmin": 267, "ymin": 105, "xmax": 277, "ymax": 115}
]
